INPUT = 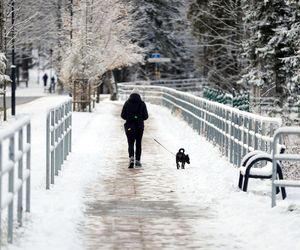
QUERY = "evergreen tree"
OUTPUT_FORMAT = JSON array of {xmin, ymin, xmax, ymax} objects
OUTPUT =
[
  {"xmin": 127, "ymin": 0, "xmax": 196, "ymax": 80},
  {"xmin": 242, "ymin": 0, "xmax": 300, "ymax": 100}
]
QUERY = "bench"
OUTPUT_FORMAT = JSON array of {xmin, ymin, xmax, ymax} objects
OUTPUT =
[{"xmin": 238, "ymin": 148, "xmax": 286, "ymax": 199}]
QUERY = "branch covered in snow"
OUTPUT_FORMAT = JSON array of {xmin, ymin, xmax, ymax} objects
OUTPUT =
[
  {"xmin": 0, "ymin": 52, "xmax": 11, "ymax": 86},
  {"xmin": 60, "ymin": 0, "xmax": 144, "ymax": 88}
]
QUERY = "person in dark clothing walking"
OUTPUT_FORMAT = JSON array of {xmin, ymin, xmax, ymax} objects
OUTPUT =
[
  {"xmin": 50, "ymin": 76, "xmax": 56, "ymax": 93},
  {"xmin": 43, "ymin": 73, "xmax": 48, "ymax": 87},
  {"xmin": 121, "ymin": 88, "xmax": 148, "ymax": 168}
]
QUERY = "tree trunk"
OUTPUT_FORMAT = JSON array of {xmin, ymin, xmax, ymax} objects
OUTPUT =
[{"xmin": 0, "ymin": 0, "xmax": 4, "ymax": 51}]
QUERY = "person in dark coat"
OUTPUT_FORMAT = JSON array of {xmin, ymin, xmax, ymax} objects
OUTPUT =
[
  {"xmin": 43, "ymin": 73, "xmax": 48, "ymax": 87},
  {"xmin": 121, "ymin": 88, "xmax": 148, "ymax": 168},
  {"xmin": 50, "ymin": 76, "xmax": 56, "ymax": 92}
]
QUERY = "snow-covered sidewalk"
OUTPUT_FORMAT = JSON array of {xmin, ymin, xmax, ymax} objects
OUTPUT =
[{"xmin": 5, "ymin": 97, "xmax": 300, "ymax": 250}]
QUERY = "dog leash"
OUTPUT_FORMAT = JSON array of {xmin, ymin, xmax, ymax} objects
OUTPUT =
[{"xmin": 152, "ymin": 137, "xmax": 176, "ymax": 156}]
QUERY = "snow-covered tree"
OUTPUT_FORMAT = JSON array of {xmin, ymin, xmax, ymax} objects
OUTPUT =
[
  {"xmin": 0, "ymin": 0, "xmax": 4, "ymax": 51},
  {"xmin": 241, "ymin": 0, "xmax": 300, "ymax": 101},
  {"xmin": 2, "ymin": 0, "xmax": 67, "ymax": 82},
  {"xmin": 127, "ymin": 0, "xmax": 196, "ymax": 80},
  {"xmin": 0, "ymin": 52, "xmax": 10, "ymax": 84},
  {"xmin": 60, "ymin": 0, "xmax": 144, "ymax": 94},
  {"xmin": 188, "ymin": 0, "xmax": 245, "ymax": 90},
  {"xmin": 0, "ymin": 52, "xmax": 11, "ymax": 120}
]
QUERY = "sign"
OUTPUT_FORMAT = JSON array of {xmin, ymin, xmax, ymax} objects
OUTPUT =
[
  {"xmin": 151, "ymin": 53, "xmax": 161, "ymax": 58},
  {"xmin": 148, "ymin": 58, "xmax": 171, "ymax": 63}
]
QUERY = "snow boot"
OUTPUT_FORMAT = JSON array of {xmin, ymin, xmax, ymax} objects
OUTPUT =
[
  {"xmin": 135, "ymin": 160, "xmax": 142, "ymax": 168},
  {"xmin": 128, "ymin": 157, "xmax": 134, "ymax": 168}
]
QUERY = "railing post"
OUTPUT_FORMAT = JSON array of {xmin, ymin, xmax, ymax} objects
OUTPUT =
[
  {"xmin": 243, "ymin": 116, "xmax": 248, "ymax": 157},
  {"xmin": 17, "ymin": 129, "xmax": 23, "ymax": 226},
  {"xmin": 8, "ymin": 135, "xmax": 15, "ymax": 243},
  {"xmin": 51, "ymin": 110, "xmax": 55, "ymax": 182},
  {"xmin": 254, "ymin": 120, "xmax": 259, "ymax": 150},
  {"xmin": 237, "ymin": 115, "xmax": 242, "ymax": 167},
  {"xmin": 55, "ymin": 109, "xmax": 59, "ymax": 175},
  {"xmin": 26, "ymin": 123, "xmax": 31, "ymax": 212},
  {"xmin": 230, "ymin": 111, "xmax": 234, "ymax": 164},
  {"xmin": 46, "ymin": 113, "xmax": 50, "ymax": 189},
  {"xmin": 233, "ymin": 113, "xmax": 238, "ymax": 166},
  {"xmin": 261, "ymin": 122, "xmax": 266, "ymax": 152},
  {"xmin": 225, "ymin": 110, "xmax": 229, "ymax": 159}
]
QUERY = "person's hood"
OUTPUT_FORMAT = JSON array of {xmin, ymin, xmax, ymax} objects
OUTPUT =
[{"xmin": 129, "ymin": 93, "xmax": 142, "ymax": 103}]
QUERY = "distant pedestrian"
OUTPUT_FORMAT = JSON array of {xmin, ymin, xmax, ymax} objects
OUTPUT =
[
  {"xmin": 43, "ymin": 73, "xmax": 48, "ymax": 87},
  {"xmin": 50, "ymin": 76, "xmax": 56, "ymax": 93},
  {"xmin": 121, "ymin": 88, "xmax": 148, "ymax": 168}
]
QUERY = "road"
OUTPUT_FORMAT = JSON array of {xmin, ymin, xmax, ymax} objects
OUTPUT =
[{"xmin": 3, "ymin": 96, "xmax": 42, "ymax": 109}]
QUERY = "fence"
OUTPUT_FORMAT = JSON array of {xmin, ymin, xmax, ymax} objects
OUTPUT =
[
  {"xmin": 46, "ymin": 99, "xmax": 72, "ymax": 189},
  {"xmin": 272, "ymin": 127, "xmax": 300, "ymax": 207},
  {"xmin": 119, "ymin": 78, "xmax": 204, "ymax": 92},
  {"xmin": 118, "ymin": 84, "xmax": 282, "ymax": 167},
  {"xmin": 0, "ymin": 116, "xmax": 31, "ymax": 243}
]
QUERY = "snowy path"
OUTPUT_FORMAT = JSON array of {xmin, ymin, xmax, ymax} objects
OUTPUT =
[
  {"xmin": 79, "ymin": 102, "xmax": 216, "ymax": 249},
  {"xmin": 6, "ymin": 97, "xmax": 300, "ymax": 250}
]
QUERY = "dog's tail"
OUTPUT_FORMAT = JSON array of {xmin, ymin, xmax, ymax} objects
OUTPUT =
[{"xmin": 179, "ymin": 148, "xmax": 185, "ymax": 153}]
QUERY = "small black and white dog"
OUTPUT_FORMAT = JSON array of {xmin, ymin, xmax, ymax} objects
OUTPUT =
[{"xmin": 176, "ymin": 148, "xmax": 190, "ymax": 169}]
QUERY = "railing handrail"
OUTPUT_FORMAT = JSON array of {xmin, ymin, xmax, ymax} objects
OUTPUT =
[
  {"xmin": 46, "ymin": 98, "xmax": 72, "ymax": 189},
  {"xmin": 0, "ymin": 115, "xmax": 31, "ymax": 244},
  {"xmin": 0, "ymin": 116, "xmax": 30, "ymax": 141},
  {"xmin": 119, "ymin": 78, "xmax": 203, "ymax": 85}
]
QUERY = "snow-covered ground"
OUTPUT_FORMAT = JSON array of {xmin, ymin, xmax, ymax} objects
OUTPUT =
[{"xmin": 1, "ymin": 82, "xmax": 300, "ymax": 249}]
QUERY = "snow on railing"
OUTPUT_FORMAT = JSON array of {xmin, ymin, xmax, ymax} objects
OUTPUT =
[
  {"xmin": 0, "ymin": 115, "xmax": 31, "ymax": 244},
  {"xmin": 118, "ymin": 84, "xmax": 282, "ymax": 167},
  {"xmin": 46, "ymin": 99, "xmax": 72, "ymax": 189}
]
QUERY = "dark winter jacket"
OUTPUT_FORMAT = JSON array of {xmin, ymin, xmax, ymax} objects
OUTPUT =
[{"xmin": 121, "ymin": 93, "xmax": 148, "ymax": 130}]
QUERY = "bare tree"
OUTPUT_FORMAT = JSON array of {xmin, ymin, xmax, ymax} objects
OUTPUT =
[
  {"xmin": 60, "ymin": 0, "xmax": 144, "ymax": 98},
  {"xmin": 188, "ymin": 0, "xmax": 245, "ymax": 90}
]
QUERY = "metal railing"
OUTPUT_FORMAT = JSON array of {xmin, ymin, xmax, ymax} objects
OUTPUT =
[
  {"xmin": 118, "ymin": 84, "xmax": 282, "ymax": 167},
  {"xmin": 46, "ymin": 99, "xmax": 72, "ymax": 189},
  {"xmin": 118, "ymin": 78, "xmax": 204, "ymax": 92},
  {"xmin": 272, "ymin": 127, "xmax": 300, "ymax": 207},
  {"xmin": 0, "ymin": 116, "xmax": 31, "ymax": 243}
]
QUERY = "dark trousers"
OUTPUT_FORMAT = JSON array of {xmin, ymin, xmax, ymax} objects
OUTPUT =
[{"xmin": 126, "ymin": 128, "xmax": 144, "ymax": 161}]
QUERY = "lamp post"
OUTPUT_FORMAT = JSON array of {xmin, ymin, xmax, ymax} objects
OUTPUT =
[
  {"xmin": 11, "ymin": 0, "xmax": 16, "ymax": 116},
  {"xmin": 49, "ymin": 48, "xmax": 53, "ymax": 93},
  {"xmin": 50, "ymin": 49, "xmax": 53, "ymax": 77},
  {"xmin": 70, "ymin": 0, "xmax": 73, "ymax": 42}
]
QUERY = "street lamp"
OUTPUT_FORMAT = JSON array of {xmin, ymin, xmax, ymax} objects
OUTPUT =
[
  {"xmin": 11, "ymin": 0, "xmax": 16, "ymax": 116},
  {"xmin": 70, "ymin": 0, "xmax": 73, "ymax": 42},
  {"xmin": 50, "ymin": 48, "xmax": 53, "ymax": 77},
  {"xmin": 49, "ymin": 48, "xmax": 53, "ymax": 93}
]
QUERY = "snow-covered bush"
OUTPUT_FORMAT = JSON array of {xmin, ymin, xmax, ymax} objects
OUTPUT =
[{"xmin": 0, "ymin": 53, "xmax": 11, "ymax": 89}]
